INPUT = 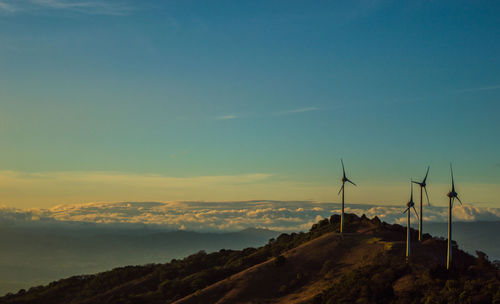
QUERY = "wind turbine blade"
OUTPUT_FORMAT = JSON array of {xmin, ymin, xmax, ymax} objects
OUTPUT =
[
  {"xmin": 423, "ymin": 166, "xmax": 430, "ymax": 183},
  {"xmin": 347, "ymin": 179, "xmax": 356, "ymax": 186},
  {"xmin": 450, "ymin": 163, "xmax": 455, "ymax": 192},
  {"xmin": 341, "ymin": 158, "xmax": 345, "ymax": 177},
  {"xmin": 424, "ymin": 187, "xmax": 431, "ymax": 206},
  {"xmin": 456, "ymin": 196, "xmax": 463, "ymax": 206},
  {"xmin": 410, "ymin": 180, "xmax": 413, "ymax": 198},
  {"xmin": 337, "ymin": 184, "xmax": 344, "ymax": 196},
  {"xmin": 412, "ymin": 206, "xmax": 419, "ymax": 220},
  {"xmin": 402, "ymin": 207, "xmax": 410, "ymax": 214},
  {"xmin": 411, "ymin": 181, "xmax": 421, "ymax": 185}
]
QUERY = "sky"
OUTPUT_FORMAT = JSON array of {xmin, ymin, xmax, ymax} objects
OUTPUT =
[{"xmin": 0, "ymin": 0, "xmax": 499, "ymax": 209}]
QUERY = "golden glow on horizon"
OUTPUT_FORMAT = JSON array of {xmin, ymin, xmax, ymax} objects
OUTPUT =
[{"xmin": 0, "ymin": 170, "xmax": 498, "ymax": 209}]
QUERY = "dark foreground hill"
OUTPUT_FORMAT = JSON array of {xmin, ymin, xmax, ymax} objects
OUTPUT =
[{"xmin": 1, "ymin": 214, "xmax": 499, "ymax": 304}]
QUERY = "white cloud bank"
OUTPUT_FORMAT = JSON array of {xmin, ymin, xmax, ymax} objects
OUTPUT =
[{"xmin": 1, "ymin": 201, "xmax": 499, "ymax": 232}]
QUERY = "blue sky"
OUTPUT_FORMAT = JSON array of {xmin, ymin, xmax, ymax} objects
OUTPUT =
[{"xmin": 0, "ymin": 0, "xmax": 499, "ymax": 208}]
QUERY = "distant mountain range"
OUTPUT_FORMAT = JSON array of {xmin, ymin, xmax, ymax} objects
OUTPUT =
[
  {"xmin": 1, "ymin": 214, "xmax": 498, "ymax": 303},
  {"xmin": 425, "ymin": 221, "xmax": 500, "ymax": 262}
]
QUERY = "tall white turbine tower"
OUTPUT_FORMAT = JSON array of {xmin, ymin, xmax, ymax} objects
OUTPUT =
[
  {"xmin": 412, "ymin": 166, "xmax": 431, "ymax": 241},
  {"xmin": 338, "ymin": 159, "xmax": 356, "ymax": 234},
  {"xmin": 446, "ymin": 164, "xmax": 462, "ymax": 270},
  {"xmin": 403, "ymin": 181, "xmax": 419, "ymax": 261}
]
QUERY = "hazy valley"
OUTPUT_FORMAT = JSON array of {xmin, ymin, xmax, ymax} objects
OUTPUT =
[{"xmin": 0, "ymin": 224, "xmax": 278, "ymax": 295}]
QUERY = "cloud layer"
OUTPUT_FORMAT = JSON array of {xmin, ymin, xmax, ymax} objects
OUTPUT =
[{"xmin": 1, "ymin": 201, "xmax": 499, "ymax": 232}]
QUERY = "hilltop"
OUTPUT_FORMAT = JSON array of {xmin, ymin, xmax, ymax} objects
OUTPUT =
[{"xmin": 1, "ymin": 214, "xmax": 499, "ymax": 304}]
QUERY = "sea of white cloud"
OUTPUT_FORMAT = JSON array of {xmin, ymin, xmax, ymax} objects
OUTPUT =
[{"xmin": 1, "ymin": 201, "xmax": 500, "ymax": 232}]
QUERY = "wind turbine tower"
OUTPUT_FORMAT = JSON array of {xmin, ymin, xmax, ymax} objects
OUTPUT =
[
  {"xmin": 446, "ymin": 164, "xmax": 462, "ymax": 270},
  {"xmin": 403, "ymin": 181, "xmax": 419, "ymax": 260},
  {"xmin": 412, "ymin": 166, "xmax": 431, "ymax": 241},
  {"xmin": 338, "ymin": 159, "xmax": 356, "ymax": 234}
]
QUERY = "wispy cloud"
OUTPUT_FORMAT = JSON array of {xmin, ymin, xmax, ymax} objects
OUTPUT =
[
  {"xmin": 287, "ymin": 107, "xmax": 319, "ymax": 113},
  {"xmin": 0, "ymin": 0, "xmax": 132, "ymax": 15},
  {"xmin": 459, "ymin": 84, "xmax": 500, "ymax": 93},
  {"xmin": 215, "ymin": 114, "xmax": 238, "ymax": 120},
  {"xmin": 273, "ymin": 107, "xmax": 319, "ymax": 116},
  {"xmin": 1, "ymin": 170, "xmax": 499, "ymax": 211},
  {"xmin": 0, "ymin": 170, "xmax": 279, "ymax": 207},
  {"xmin": 0, "ymin": 1, "xmax": 16, "ymax": 13},
  {"xmin": 214, "ymin": 107, "xmax": 319, "ymax": 120}
]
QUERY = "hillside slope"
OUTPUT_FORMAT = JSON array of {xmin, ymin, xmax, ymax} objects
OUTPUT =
[{"xmin": 1, "ymin": 214, "xmax": 499, "ymax": 304}]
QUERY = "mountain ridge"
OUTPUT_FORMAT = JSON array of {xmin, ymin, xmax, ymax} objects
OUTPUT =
[{"xmin": 1, "ymin": 214, "xmax": 499, "ymax": 304}]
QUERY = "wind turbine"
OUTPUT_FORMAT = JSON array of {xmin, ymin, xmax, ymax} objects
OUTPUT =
[
  {"xmin": 403, "ymin": 181, "xmax": 419, "ymax": 261},
  {"xmin": 412, "ymin": 166, "xmax": 431, "ymax": 241},
  {"xmin": 338, "ymin": 159, "xmax": 356, "ymax": 234},
  {"xmin": 446, "ymin": 163, "xmax": 462, "ymax": 270}
]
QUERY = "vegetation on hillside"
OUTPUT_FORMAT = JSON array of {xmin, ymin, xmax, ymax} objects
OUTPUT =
[
  {"xmin": 1, "ymin": 214, "xmax": 498, "ymax": 304},
  {"xmin": 310, "ymin": 250, "xmax": 500, "ymax": 304},
  {"xmin": 0, "ymin": 214, "xmax": 340, "ymax": 304}
]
